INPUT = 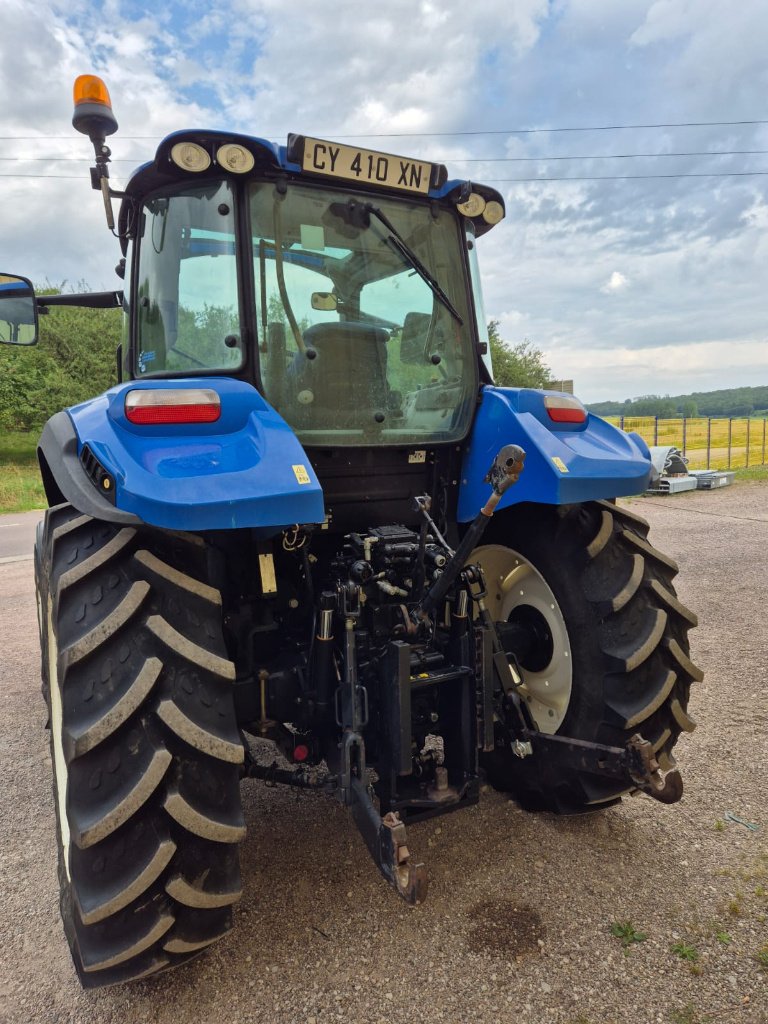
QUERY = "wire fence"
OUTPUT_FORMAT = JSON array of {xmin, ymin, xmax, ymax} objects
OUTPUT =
[{"xmin": 604, "ymin": 416, "xmax": 768, "ymax": 470}]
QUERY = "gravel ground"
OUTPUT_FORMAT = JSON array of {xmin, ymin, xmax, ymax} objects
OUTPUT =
[{"xmin": 1, "ymin": 484, "xmax": 766, "ymax": 1024}]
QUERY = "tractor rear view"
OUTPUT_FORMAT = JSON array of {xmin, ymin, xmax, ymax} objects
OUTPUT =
[{"xmin": 0, "ymin": 76, "xmax": 701, "ymax": 988}]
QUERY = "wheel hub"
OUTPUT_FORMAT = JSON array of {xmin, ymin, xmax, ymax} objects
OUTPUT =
[{"xmin": 469, "ymin": 544, "xmax": 573, "ymax": 733}]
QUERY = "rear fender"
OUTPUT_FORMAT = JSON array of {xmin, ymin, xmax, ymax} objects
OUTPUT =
[
  {"xmin": 458, "ymin": 387, "xmax": 651, "ymax": 521},
  {"xmin": 38, "ymin": 378, "xmax": 325, "ymax": 532}
]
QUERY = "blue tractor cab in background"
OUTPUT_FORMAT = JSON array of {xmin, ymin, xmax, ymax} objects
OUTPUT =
[{"xmin": 0, "ymin": 75, "xmax": 701, "ymax": 989}]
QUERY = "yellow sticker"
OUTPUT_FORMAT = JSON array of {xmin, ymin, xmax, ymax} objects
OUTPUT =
[
  {"xmin": 292, "ymin": 464, "xmax": 311, "ymax": 485},
  {"xmin": 552, "ymin": 456, "xmax": 569, "ymax": 473}
]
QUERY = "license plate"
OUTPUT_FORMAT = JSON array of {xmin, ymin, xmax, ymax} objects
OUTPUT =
[{"xmin": 300, "ymin": 136, "xmax": 432, "ymax": 194}]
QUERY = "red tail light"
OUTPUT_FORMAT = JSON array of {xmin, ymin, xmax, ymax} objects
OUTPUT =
[
  {"xmin": 125, "ymin": 388, "xmax": 221, "ymax": 425},
  {"xmin": 543, "ymin": 395, "xmax": 587, "ymax": 424}
]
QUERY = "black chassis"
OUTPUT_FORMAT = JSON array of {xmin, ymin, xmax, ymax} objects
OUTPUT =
[{"xmin": 218, "ymin": 445, "xmax": 682, "ymax": 904}]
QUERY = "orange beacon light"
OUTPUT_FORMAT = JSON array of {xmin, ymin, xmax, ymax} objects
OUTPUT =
[{"xmin": 72, "ymin": 74, "xmax": 118, "ymax": 139}]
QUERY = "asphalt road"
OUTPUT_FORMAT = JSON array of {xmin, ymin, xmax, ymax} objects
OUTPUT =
[
  {"xmin": 0, "ymin": 509, "xmax": 43, "ymax": 562},
  {"xmin": 1, "ymin": 488, "xmax": 767, "ymax": 1024}
]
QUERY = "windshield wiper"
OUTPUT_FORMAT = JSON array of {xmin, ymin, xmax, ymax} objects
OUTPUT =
[{"xmin": 365, "ymin": 203, "xmax": 463, "ymax": 325}]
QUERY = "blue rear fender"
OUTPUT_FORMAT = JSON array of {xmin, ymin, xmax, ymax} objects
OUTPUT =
[
  {"xmin": 458, "ymin": 387, "xmax": 651, "ymax": 521},
  {"xmin": 61, "ymin": 378, "xmax": 325, "ymax": 531}
]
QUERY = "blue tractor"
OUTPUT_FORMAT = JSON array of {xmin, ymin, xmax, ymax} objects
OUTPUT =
[{"xmin": 1, "ymin": 76, "xmax": 700, "ymax": 988}]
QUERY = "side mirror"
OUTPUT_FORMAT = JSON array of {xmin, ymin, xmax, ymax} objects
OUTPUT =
[
  {"xmin": 311, "ymin": 291, "xmax": 338, "ymax": 311},
  {"xmin": 399, "ymin": 311, "xmax": 432, "ymax": 364},
  {"xmin": 0, "ymin": 274, "xmax": 38, "ymax": 345}
]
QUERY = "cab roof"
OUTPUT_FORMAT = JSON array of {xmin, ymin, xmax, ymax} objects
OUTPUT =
[{"xmin": 119, "ymin": 129, "xmax": 505, "ymax": 241}]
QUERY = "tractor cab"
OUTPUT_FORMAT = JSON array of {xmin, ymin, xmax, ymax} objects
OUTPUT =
[{"xmin": 128, "ymin": 166, "xmax": 488, "ymax": 447}]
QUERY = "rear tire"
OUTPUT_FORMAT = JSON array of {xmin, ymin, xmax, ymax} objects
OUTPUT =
[
  {"xmin": 477, "ymin": 500, "xmax": 701, "ymax": 812},
  {"xmin": 37, "ymin": 505, "xmax": 245, "ymax": 987}
]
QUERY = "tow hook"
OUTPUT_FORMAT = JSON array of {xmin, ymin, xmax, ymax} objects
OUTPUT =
[
  {"xmin": 626, "ymin": 734, "xmax": 684, "ymax": 804},
  {"xmin": 512, "ymin": 728, "xmax": 685, "ymax": 805}
]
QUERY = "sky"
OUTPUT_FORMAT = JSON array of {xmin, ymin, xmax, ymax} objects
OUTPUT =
[{"xmin": 1, "ymin": 0, "xmax": 766, "ymax": 403}]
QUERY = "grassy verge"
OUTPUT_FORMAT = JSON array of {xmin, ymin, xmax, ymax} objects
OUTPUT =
[
  {"xmin": 0, "ymin": 463, "xmax": 46, "ymax": 513},
  {"xmin": 733, "ymin": 465, "xmax": 768, "ymax": 481},
  {"xmin": 0, "ymin": 431, "xmax": 38, "ymax": 464},
  {"xmin": 0, "ymin": 431, "xmax": 45, "ymax": 513}
]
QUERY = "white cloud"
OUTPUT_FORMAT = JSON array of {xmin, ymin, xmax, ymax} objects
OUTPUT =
[
  {"xmin": 571, "ymin": 337, "xmax": 768, "ymax": 402},
  {"xmin": 601, "ymin": 271, "xmax": 630, "ymax": 294}
]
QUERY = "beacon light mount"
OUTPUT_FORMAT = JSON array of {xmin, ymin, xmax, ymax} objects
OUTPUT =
[{"xmin": 72, "ymin": 74, "xmax": 121, "ymax": 231}]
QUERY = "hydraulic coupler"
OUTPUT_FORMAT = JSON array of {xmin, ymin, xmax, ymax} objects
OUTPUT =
[{"xmin": 413, "ymin": 444, "xmax": 525, "ymax": 623}]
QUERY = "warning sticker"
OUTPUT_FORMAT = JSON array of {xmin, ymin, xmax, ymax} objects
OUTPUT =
[
  {"xmin": 551, "ymin": 456, "xmax": 569, "ymax": 473},
  {"xmin": 292, "ymin": 464, "xmax": 311, "ymax": 484}
]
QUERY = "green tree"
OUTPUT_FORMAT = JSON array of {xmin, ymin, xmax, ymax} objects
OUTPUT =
[
  {"xmin": 0, "ymin": 286, "xmax": 120, "ymax": 432},
  {"xmin": 487, "ymin": 319, "xmax": 551, "ymax": 388}
]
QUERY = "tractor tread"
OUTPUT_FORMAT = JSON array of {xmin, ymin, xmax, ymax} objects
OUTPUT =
[
  {"xmin": 665, "ymin": 636, "xmax": 705, "ymax": 682},
  {"xmin": 603, "ymin": 607, "xmax": 668, "ymax": 673},
  {"xmin": 649, "ymin": 580, "xmax": 698, "ymax": 627},
  {"xmin": 652, "ymin": 727, "xmax": 673, "ymax": 752},
  {"xmin": 156, "ymin": 698, "xmax": 244, "ymax": 764},
  {"xmin": 670, "ymin": 697, "xmax": 697, "ymax": 732},
  {"xmin": 605, "ymin": 553, "xmax": 644, "ymax": 613},
  {"xmin": 134, "ymin": 550, "xmax": 222, "ymax": 606},
  {"xmin": 157, "ymin": 528, "xmax": 207, "ymax": 548},
  {"xmin": 620, "ymin": 529, "xmax": 679, "ymax": 574},
  {"xmin": 81, "ymin": 912, "xmax": 175, "ymax": 973},
  {"xmin": 480, "ymin": 499, "xmax": 701, "ymax": 813},
  {"xmin": 75, "ymin": 837, "xmax": 177, "ymax": 925},
  {"xmin": 71, "ymin": 745, "xmax": 172, "ymax": 849},
  {"xmin": 163, "ymin": 933, "xmax": 226, "ymax": 954},
  {"xmin": 38, "ymin": 504, "xmax": 243, "ymax": 988},
  {"xmin": 63, "ymin": 582, "xmax": 150, "ymax": 666},
  {"xmin": 165, "ymin": 874, "xmax": 242, "ymax": 909},
  {"xmin": 52, "ymin": 514, "xmax": 93, "ymax": 543},
  {"xmin": 586, "ymin": 510, "xmax": 613, "ymax": 559},
  {"xmin": 58, "ymin": 528, "xmax": 137, "ymax": 592},
  {"xmin": 147, "ymin": 615, "xmax": 235, "ymax": 680},
  {"xmin": 164, "ymin": 787, "xmax": 246, "ymax": 844},
  {"xmin": 85, "ymin": 952, "xmax": 171, "ymax": 989},
  {"xmin": 607, "ymin": 667, "xmax": 677, "ymax": 729},
  {"xmin": 65, "ymin": 657, "xmax": 163, "ymax": 758},
  {"xmin": 605, "ymin": 501, "xmax": 650, "ymax": 531}
]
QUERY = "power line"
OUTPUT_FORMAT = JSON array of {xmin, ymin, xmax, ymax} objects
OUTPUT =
[
  {"xmin": 0, "ymin": 118, "xmax": 767, "ymax": 143},
  {"xmin": 0, "ymin": 136, "xmax": 159, "ymax": 140},
  {"xmin": 333, "ymin": 119, "xmax": 768, "ymax": 138},
  {"xmin": 2, "ymin": 148, "xmax": 768, "ymax": 165},
  {"xmin": 0, "ymin": 174, "xmax": 84, "ymax": 179},
  {"xmin": 3, "ymin": 169, "xmax": 767, "ymax": 183},
  {"xmin": 485, "ymin": 170, "xmax": 768, "ymax": 182},
  {"xmin": 449, "ymin": 149, "xmax": 768, "ymax": 163}
]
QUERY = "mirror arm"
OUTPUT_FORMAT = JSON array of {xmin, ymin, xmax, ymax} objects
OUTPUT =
[{"xmin": 37, "ymin": 291, "xmax": 123, "ymax": 310}]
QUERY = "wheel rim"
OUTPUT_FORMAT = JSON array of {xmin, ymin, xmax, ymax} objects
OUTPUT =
[{"xmin": 470, "ymin": 544, "xmax": 573, "ymax": 734}]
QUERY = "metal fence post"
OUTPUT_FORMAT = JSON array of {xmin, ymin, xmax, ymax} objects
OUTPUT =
[
  {"xmin": 707, "ymin": 418, "xmax": 711, "ymax": 468},
  {"xmin": 682, "ymin": 416, "xmax": 687, "ymax": 457},
  {"xmin": 654, "ymin": 416, "xmax": 658, "ymax": 446},
  {"xmin": 728, "ymin": 419, "xmax": 732, "ymax": 469},
  {"xmin": 620, "ymin": 415, "xmax": 624, "ymax": 431}
]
